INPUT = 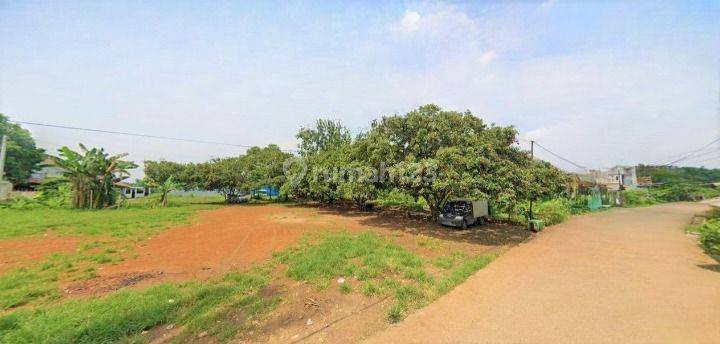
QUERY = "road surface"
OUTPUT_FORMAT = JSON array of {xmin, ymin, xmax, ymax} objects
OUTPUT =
[{"xmin": 366, "ymin": 203, "xmax": 720, "ymax": 343}]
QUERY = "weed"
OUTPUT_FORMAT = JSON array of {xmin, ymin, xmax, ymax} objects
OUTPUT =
[
  {"xmin": 437, "ymin": 254, "xmax": 495, "ymax": 295},
  {"xmin": 361, "ymin": 281, "xmax": 380, "ymax": 296},
  {"xmin": 416, "ymin": 235, "xmax": 441, "ymax": 250},
  {"xmin": 0, "ymin": 269, "xmax": 275, "ymax": 344},
  {"xmin": 387, "ymin": 303, "xmax": 404, "ymax": 323},
  {"xmin": 433, "ymin": 256, "xmax": 455, "ymax": 269}
]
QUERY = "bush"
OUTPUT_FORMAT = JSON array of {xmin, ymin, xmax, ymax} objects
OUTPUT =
[
  {"xmin": 569, "ymin": 196, "xmax": 589, "ymax": 214},
  {"xmin": 700, "ymin": 226, "xmax": 720, "ymax": 257},
  {"xmin": 34, "ymin": 179, "xmax": 72, "ymax": 208},
  {"xmin": 690, "ymin": 209, "xmax": 720, "ymax": 257},
  {"xmin": 0, "ymin": 195, "xmax": 44, "ymax": 210},
  {"xmin": 374, "ymin": 189, "xmax": 427, "ymax": 211},
  {"xmin": 621, "ymin": 189, "xmax": 658, "ymax": 207},
  {"xmin": 534, "ymin": 199, "xmax": 571, "ymax": 226},
  {"xmin": 653, "ymin": 184, "xmax": 720, "ymax": 202}
]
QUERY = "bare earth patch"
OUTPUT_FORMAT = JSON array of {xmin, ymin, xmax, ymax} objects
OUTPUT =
[
  {"xmin": 63, "ymin": 271, "xmax": 165, "ymax": 297},
  {"xmin": 97, "ymin": 204, "xmax": 527, "ymax": 285},
  {"xmin": 1, "ymin": 203, "xmax": 529, "ymax": 343},
  {"xmin": 0, "ymin": 233, "xmax": 81, "ymax": 274}
]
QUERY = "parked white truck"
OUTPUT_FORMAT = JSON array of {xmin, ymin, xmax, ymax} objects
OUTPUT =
[{"xmin": 438, "ymin": 199, "xmax": 489, "ymax": 229}]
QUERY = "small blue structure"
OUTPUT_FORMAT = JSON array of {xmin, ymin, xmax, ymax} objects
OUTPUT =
[{"xmin": 252, "ymin": 185, "xmax": 279, "ymax": 198}]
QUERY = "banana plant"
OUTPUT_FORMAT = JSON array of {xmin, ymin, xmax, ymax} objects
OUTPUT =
[
  {"xmin": 152, "ymin": 176, "xmax": 179, "ymax": 207},
  {"xmin": 52, "ymin": 144, "xmax": 137, "ymax": 209}
]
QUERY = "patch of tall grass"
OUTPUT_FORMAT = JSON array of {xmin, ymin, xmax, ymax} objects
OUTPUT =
[
  {"xmin": 274, "ymin": 231, "xmax": 495, "ymax": 323},
  {"xmin": 0, "ymin": 269, "xmax": 275, "ymax": 344}
]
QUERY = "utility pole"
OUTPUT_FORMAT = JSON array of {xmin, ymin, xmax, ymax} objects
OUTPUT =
[
  {"xmin": 529, "ymin": 140, "xmax": 534, "ymax": 222},
  {"xmin": 0, "ymin": 135, "xmax": 7, "ymax": 181},
  {"xmin": 0, "ymin": 135, "xmax": 11, "ymax": 201}
]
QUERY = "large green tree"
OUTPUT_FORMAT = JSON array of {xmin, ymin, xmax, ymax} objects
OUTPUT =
[
  {"xmin": 145, "ymin": 145, "xmax": 291, "ymax": 204},
  {"xmin": 0, "ymin": 114, "xmax": 44, "ymax": 184},
  {"xmin": 360, "ymin": 104, "xmax": 565, "ymax": 218},
  {"xmin": 296, "ymin": 119, "xmax": 351, "ymax": 157},
  {"xmin": 143, "ymin": 160, "xmax": 189, "ymax": 184},
  {"xmin": 244, "ymin": 144, "xmax": 292, "ymax": 193},
  {"xmin": 287, "ymin": 119, "xmax": 358, "ymax": 204}
]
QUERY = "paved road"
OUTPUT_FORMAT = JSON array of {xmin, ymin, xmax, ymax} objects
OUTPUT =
[{"xmin": 366, "ymin": 203, "xmax": 720, "ymax": 343}]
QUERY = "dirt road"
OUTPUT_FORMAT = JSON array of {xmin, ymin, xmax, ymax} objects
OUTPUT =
[{"xmin": 366, "ymin": 203, "xmax": 720, "ymax": 343}]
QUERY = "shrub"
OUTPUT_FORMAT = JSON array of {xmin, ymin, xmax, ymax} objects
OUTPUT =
[
  {"xmin": 569, "ymin": 196, "xmax": 588, "ymax": 214},
  {"xmin": 2, "ymin": 195, "xmax": 44, "ymax": 210},
  {"xmin": 374, "ymin": 189, "xmax": 427, "ymax": 211},
  {"xmin": 534, "ymin": 199, "xmax": 571, "ymax": 226},
  {"xmin": 653, "ymin": 184, "xmax": 720, "ymax": 202},
  {"xmin": 35, "ymin": 179, "xmax": 72, "ymax": 208},
  {"xmin": 700, "ymin": 226, "xmax": 720, "ymax": 257},
  {"xmin": 621, "ymin": 189, "xmax": 658, "ymax": 207},
  {"xmin": 690, "ymin": 209, "xmax": 720, "ymax": 257}
]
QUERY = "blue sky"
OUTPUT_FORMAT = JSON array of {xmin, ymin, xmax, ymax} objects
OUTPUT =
[{"xmin": 1, "ymin": 0, "xmax": 719, "ymax": 175}]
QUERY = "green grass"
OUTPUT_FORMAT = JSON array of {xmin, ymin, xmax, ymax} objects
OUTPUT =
[
  {"xmin": 0, "ymin": 247, "xmax": 129, "ymax": 311},
  {"xmin": 0, "ymin": 195, "xmax": 222, "ymax": 310},
  {"xmin": 436, "ymin": 254, "xmax": 496, "ymax": 295},
  {"xmin": 0, "ymin": 269, "xmax": 276, "ymax": 344},
  {"xmin": 274, "ymin": 232, "xmax": 425, "ymax": 289},
  {"xmin": 0, "ymin": 195, "xmax": 221, "ymax": 240},
  {"xmin": 274, "ymin": 231, "xmax": 496, "ymax": 323},
  {"xmin": 339, "ymin": 282, "xmax": 352, "ymax": 294}
]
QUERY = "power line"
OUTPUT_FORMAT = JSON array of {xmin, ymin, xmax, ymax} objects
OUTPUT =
[
  {"xmin": 532, "ymin": 141, "xmax": 588, "ymax": 170},
  {"xmin": 678, "ymin": 146, "xmax": 720, "ymax": 163},
  {"xmin": 662, "ymin": 136, "xmax": 720, "ymax": 166},
  {"xmin": 11, "ymin": 120, "xmax": 298, "ymax": 153},
  {"xmin": 684, "ymin": 153, "xmax": 720, "ymax": 165}
]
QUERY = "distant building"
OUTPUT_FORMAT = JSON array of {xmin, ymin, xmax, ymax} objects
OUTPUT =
[
  {"xmin": 115, "ymin": 181, "xmax": 150, "ymax": 199},
  {"xmin": 585, "ymin": 165, "xmax": 638, "ymax": 191},
  {"xmin": 27, "ymin": 157, "xmax": 65, "ymax": 186}
]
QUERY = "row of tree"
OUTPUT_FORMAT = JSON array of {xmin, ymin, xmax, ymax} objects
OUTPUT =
[
  {"xmin": 3, "ymin": 105, "xmax": 566, "ymax": 215},
  {"xmin": 144, "ymin": 105, "xmax": 567, "ymax": 218},
  {"xmin": 144, "ymin": 145, "xmax": 291, "ymax": 203}
]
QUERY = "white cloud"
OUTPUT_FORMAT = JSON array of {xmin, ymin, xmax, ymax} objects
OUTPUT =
[
  {"xmin": 391, "ymin": 4, "xmax": 478, "ymax": 39},
  {"xmin": 398, "ymin": 11, "xmax": 421, "ymax": 34},
  {"xmin": 541, "ymin": 0, "xmax": 558, "ymax": 9},
  {"xmin": 478, "ymin": 50, "xmax": 497, "ymax": 65}
]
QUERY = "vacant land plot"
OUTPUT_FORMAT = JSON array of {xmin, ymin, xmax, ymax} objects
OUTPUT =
[{"xmin": 0, "ymin": 198, "xmax": 528, "ymax": 343}]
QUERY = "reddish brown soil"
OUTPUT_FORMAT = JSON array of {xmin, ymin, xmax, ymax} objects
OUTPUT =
[
  {"xmin": 100, "ymin": 205, "xmax": 341, "ymax": 281},
  {"xmin": 2, "ymin": 203, "xmax": 530, "ymax": 343},
  {"xmin": 63, "ymin": 271, "xmax": 165, "ymax": 296},
  {"xmin": 0, "ymin": 233, "xmax": 81, "ymax": 274},
  {"xmin": 249, "ymin": 275, "xmax": 394, "ymax": 344},
  {"xmin": 99, "ymin": 204, "xmax": 527, "ymax": 284}
]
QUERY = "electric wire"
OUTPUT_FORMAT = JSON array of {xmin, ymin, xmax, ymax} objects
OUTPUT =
[
  {"xmin": 10, "ymin": 120, "xmax": 299, "ymax": 153},
  {"xmin": 662, "ymin": 136, "xmax": 720, "ymax": 166}
]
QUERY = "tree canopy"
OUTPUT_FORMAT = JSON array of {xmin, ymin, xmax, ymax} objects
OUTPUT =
[
  {"xmin": 143, "ymin": 105, "xmax": 566, "ymax": 214},
  {"xmin": 285, "ymin": 105, "xmax": 566, "ymax": 215},
  {"xmin": 144, "ymin": 145, "xmax": 291, "ymax": 203},
  {"xmin": 0, "ymin": 114, "xmax": 44, "ymax": 184},
  {"xmin": 637, "ymin": 164, "xmax": 720, "ymax": 184}
]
